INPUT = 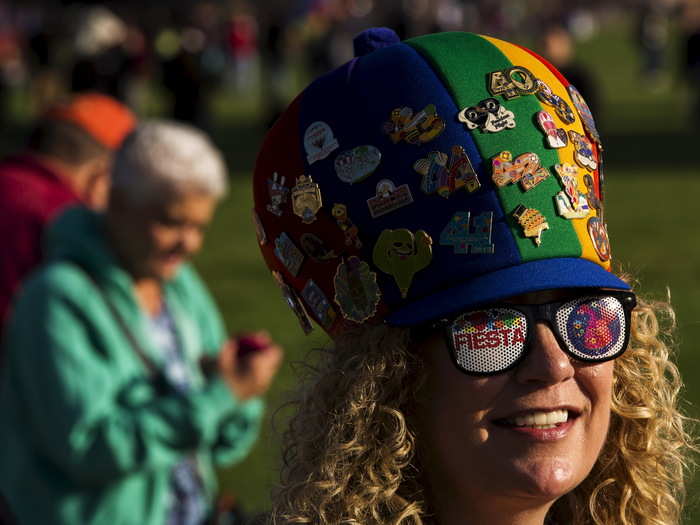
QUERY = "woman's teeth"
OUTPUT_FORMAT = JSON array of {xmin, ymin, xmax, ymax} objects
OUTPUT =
[{"xmin": 507, "ymin": 409, "xmax": 569, "ymax": 429}]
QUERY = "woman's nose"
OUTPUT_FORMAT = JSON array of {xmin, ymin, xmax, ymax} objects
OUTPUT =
[
  {"xmin": 178, "ymin": 226, "xmax": 203, "ymax": 255},
  {"xmin": 514, "ymin": 322, "xmax": 575, "ymax": 385}
]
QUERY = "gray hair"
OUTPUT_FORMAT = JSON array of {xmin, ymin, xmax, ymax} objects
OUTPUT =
[{"xmin": 112, "ymin": 120, "xmax": 228, "ymax": 205}]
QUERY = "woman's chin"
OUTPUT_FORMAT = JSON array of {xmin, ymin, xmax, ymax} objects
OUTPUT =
[
  {"xmin": 507, "ymin": 457, "xmax": 581, "ymax": 502},
  {"xmin": 140, "ymin": 258, "xmax": 184, "ymax": 281},
  {"xmin": 162, "ymin": 255, "xmax": 187, "ymax": 274}
]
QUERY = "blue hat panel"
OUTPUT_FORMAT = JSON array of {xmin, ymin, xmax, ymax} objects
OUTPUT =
[{"xmin": 298, "ymin": 42, "xmax": 522, "ymax": 307}]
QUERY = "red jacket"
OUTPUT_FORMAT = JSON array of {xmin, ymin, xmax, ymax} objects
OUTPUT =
[{"xmin": 0, "ymin": 155, "xmax": 80, "ymax": 332}]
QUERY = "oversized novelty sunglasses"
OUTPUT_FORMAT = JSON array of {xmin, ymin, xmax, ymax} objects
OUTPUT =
[{"xmin": 417, "ymin": 291, "xmax": 637, "ymax": 376}]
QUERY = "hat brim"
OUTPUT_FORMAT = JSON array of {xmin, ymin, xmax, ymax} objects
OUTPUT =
[{"xmin": 387, "ymin": 257, "xmax": 630, "ymax": 326}]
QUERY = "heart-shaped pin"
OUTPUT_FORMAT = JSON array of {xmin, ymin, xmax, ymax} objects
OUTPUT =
[{"xmin": 334, "ymin": 145, "xmax": 382, "ymax": 184}]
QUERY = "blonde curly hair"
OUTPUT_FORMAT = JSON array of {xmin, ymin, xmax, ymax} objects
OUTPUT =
[{"xmin": 270, "ymin": 291, "xmax": 696, "ymax": 525}]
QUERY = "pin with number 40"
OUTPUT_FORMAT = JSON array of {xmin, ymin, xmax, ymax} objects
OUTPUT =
[{"xmin": 488, "ymin": 66, "xmax": 538, "ymax": 99}]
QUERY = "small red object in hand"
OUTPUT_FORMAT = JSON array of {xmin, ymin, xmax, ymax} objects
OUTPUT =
[{"xmin": 236, "ymin": 334, "xmax": 267, "ymax": 358}]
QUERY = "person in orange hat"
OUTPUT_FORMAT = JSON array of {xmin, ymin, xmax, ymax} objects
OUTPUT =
[{"xmin": 0, "ymin": 92, "xmax": 135, "ymax": 336}]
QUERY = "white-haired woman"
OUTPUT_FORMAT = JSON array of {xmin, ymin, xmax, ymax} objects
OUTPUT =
[{"xmin": 0, "ymin": 121, "xmax": 282, "ymax": 525}]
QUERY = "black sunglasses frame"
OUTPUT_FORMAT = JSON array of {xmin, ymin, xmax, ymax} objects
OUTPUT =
[{"xmin": 419, "ymin": 290, "xmax": 637, "ymax": 377}]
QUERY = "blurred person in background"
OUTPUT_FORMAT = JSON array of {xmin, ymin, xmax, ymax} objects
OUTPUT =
[
  {"xmin": 539, "ymin": 23, "xmax": 600, "ymax": 119},
  {"xmin": 227, "ymin": 7, "xmax": 259, "ymax": 94},
  {"xmin": 682, "ymin": 0, "xmax": 700, "ymax": 124},
  {"xmin": 160, "ymin": 4, "xmax": 228, "ymax": 130},
  {"xmin": 259, "ymin": 9, "xmax": 291, "ymax": 128},
  {"xmin": 24, "ymin": 6, "xmax": 64, "ymax": 113},
  {"xmin": 0, "ymin": 92, "xmax": 135, "ymax": 337},
  {"xmin": 0, "ymin": 18, "xmax": 25, "ymax": 127},
  {"xmin": 70, "ymin": 5, "xmax": 131, "ymax": 101},
  {"xmin": 635, "ymin": 0, "xmax": 672, "ymax": 90},
  {"xmin": 0, "ymin": 120, "xmax": 283, "ymax": 524},
  {"xmin": 160, "ymin": 25, "xmax": 211, "ymax": 128}
]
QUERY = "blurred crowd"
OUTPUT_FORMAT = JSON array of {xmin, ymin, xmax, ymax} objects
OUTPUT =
[{"xmin": 0, "ymin": 0, "xmax": 699, "ymax": 131}]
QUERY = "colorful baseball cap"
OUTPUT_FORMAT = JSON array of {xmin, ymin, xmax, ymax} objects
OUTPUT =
[
  {"xmin": 252, "ymin": 28, "xmax": 627, "ymax": 336},
  {"xmin": 46, "ymin": 92, "xmax": 136, "ymax": 150}
]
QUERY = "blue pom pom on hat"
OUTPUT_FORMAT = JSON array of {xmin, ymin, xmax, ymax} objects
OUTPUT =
[{"xmin": 353, "ymin": 27, "xmax": 402, "ymax": 57}]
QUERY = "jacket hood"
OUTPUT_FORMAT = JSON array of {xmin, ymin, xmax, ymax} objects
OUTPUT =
[{"xmin": 45, "ymin": 206, "xmax": 122, "ymax": 279}]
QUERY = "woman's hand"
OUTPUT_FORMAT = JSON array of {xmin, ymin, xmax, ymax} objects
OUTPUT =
[{"xmin": 217, "ymin": 332, "xmax": 283, "ymax": 401}]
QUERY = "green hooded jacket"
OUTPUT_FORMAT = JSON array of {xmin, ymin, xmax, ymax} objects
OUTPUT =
[{"xmin": 0, "ymin": 207, "xmax": 264, "ymax": 524}]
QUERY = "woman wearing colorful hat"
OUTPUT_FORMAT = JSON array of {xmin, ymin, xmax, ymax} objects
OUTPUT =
[{"xmin": 252, "ymin": 29, "xmax": 694, "ymax": 524}]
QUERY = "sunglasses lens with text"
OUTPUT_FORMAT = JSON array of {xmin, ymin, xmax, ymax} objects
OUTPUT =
[{"xmin": 450, "ymin": 308, "xmax": 528, "ymax": 374}]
